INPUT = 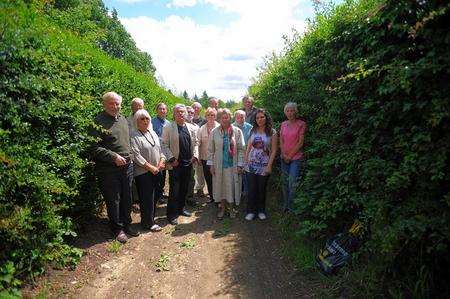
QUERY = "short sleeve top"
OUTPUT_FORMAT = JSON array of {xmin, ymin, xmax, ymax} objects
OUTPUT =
[
  {"xmin": 280, "ymin": 119, "xmax": 306, "ymax": 160},
  {"xmin": 245, "ymin": 129, "xmax": 276, "ymax": 176}
]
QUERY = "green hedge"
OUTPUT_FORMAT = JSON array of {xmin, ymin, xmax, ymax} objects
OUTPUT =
[
  {"xmin": 0, "ymin": 1, "xmax": 179, "ymax": 294},
  {"xmin": 250, "ymin": 0, "xmax": 449, "ymax": 296}
]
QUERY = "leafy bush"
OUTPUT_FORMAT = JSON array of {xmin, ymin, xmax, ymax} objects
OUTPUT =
[
  {"xmin": 0, "ymin": 0, "xmax": 179, "ymax": 294},
  {"xmin": 46, "ymin": 0, "xmax": 156, "ymax": 75},
  {"xmin": 250, "ymin": 0, "xmax": 450, "ymax": 296}
]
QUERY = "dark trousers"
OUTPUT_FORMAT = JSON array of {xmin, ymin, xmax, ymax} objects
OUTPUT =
[
  {"xmin": 155, "ymin": 170, "xmax": 166, "ymax": 200},
  {"xmin": 247, "ymin": 172, "xmax": 270, "ymax": 214},
  {"xmin": 201, "ymin": 160, "xmax": 213, "ymax": 201},
  {"xmin": 97, "ymin": 163, "xmax": 133, "ymax": 232},
  {"xmin": 135, "ymin": 171, "xmax": 158, "ymax": 227},
  {"xmin": 167, "ymin": 165, "xmax": 192, "ymax": 220}
]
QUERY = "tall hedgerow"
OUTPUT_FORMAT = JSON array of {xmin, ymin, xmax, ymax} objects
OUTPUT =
[
  {"xmin": 0, "ymin": 0, "xmax": 180, "ymax": 295},
  {"xmin": 250, "ymin": 0, "xmax": 449, "ymax": 296}
]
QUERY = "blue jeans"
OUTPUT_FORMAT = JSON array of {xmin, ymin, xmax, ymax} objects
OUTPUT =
[{"xmin": 281, "ymin": 159, "xmax": 304, "ymax": 212}]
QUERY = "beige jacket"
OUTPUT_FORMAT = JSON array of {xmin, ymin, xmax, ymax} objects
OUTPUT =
[
  {"xmin": 198, "ymin": 121, "xmax": 219, "ymax": 160},
  {"xmin": 162, "ymin": 121, "xmax": 199, "ymax": 170}
]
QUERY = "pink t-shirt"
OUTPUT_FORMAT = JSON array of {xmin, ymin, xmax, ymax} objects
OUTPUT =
[{"xmin": 280, "ymin": 119, "xmax": 306, "ymax": 160}]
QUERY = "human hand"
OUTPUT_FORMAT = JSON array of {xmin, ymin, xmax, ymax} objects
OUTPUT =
[
  {"xmin": 150, "ymin": 165, "xmax": 159, "ymax": 175},
  {"xmin": 210, "ymin": 165, "xmax": 215, "ymax": 176},
  {"xmin": 158, "ymin": 160, "xmax": 165, "ymax": 170},
  {"xmin": 114, "ymin": 154, "xmax": 127, "ymax": 166},
  {"xmin": 172, "ymin": 159, "xmax": 179, "ymax": 167},
  {"xmin": 263, "ymin": 165, "xmax": 272, "ymax": 176},
  {"xmin": 236, "ymin": 167, "xmax": 243, "ymax": 174},
  {"xmin": 191, "ymin": 157, "xmax": 198, "ymax": 165}
]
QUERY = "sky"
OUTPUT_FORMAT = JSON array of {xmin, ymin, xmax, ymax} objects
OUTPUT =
[{"xmin": 103, "ymin": 0, "xmax": 320, "ymax": 102}]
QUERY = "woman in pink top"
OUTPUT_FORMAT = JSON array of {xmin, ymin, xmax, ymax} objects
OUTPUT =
[{"xmin": 279, "ymin": 102, "xmax": 306, "ymax": 212}]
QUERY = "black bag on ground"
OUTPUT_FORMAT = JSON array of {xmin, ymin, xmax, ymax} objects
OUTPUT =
[{"xmin": 316, "ymin": 221, "xmax": 363, "ymax": 275}]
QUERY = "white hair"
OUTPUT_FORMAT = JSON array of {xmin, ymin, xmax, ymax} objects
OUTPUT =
[
  {"xmin": 102, "ymin": 91, "xmax": 122, "ymax": 103},
  {"xmin": 284, "ymin": 102, "xmax": 298, "ymax": 114},
  {"xmin": 173, "ymin": 103, "xmax": 186, "ymax": 115},
  {"xmin": 234, "ymin": 110, "xmax": 246, "ymax": 117},
  {"xmin": 133, "ymin": 109, "xmax": 152, "ymax": 129},
  {"xmin": 192, "ymin": 102, "xmax": 202, "ymax": 109},
  {"xmin": 131, "ymin": 97, "xmax": 144, "ymax": 106}
]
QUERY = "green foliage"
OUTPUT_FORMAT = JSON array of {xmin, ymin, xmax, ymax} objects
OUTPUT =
[
  {"xmin": 179, "ymin": 237, "xmax": 196, "ymax": 249},
  {"xmin": 0, "ymin": 0, "xmax": 180, "ymax": 293},
  {"xmin": 250, "ymin": 0, "xmax": 450, "ymax": 296},
  {"xmin": 155, "ymin": 253, "xmax": 170, "ymax": 272},
  {"xmin": 107, "ymin": 240, "xmax": 122, "ymax": 254},
  {"xmin": 45, "ymin": 0, "xmax": 156, "ymax": 76}
]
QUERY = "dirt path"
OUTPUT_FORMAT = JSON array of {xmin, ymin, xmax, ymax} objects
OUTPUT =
[{"xmin": 24, "ymin": 195, "xmax": 315, "ymax": 299}]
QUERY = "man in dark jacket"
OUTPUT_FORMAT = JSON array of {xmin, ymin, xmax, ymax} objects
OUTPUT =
[
  {"xmin": 91, "ymin": 91, "xmax": 139, "ymax": 243},
  {"xmin": 240, "ymin": 95, "xmax": 258, "ymax": 124}
]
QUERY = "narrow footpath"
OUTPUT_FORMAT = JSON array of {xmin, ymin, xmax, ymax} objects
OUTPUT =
[{"xmin": 24, "ymin": 194, "xmax": 317, "ymax": 298}]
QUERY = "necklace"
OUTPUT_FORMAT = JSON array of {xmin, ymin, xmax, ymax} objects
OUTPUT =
[{"xmin": 140, "ymin": 130, "xmax": 155, "ymax": 147}]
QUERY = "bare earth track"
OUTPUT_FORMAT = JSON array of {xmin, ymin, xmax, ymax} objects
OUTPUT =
[{"xmin": 24, "ymin": 194, "xmax": 317, "ymax": 298}]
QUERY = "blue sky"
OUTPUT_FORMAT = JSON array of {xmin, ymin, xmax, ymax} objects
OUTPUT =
[
  {"xmin": 103, "ymin": 0, "xmax": 332, "ymax": 101},
  {"xmin": 104, "ymin": 0, "xmax": 240, "ymax": 27}
]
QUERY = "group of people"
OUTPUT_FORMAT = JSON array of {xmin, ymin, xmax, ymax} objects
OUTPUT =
[{"xmin": 91, "ymin": 92, "xmax": 306, "ymax": 243}]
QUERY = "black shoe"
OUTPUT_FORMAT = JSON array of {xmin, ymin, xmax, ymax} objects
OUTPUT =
[
  {"xmin": 168, "ymin": 218, "xmax": 178, "ymax": 225},
  {"xmin": 125, "ymin": 226, "xmax": 140, "ymax": 237},
  {"xmin": 186, "ymin": 198, "xmax": 195, "ymax": 206},
  {"xmin": 180, "ymin": 210, "xmax": 191, "ymax": 217}
]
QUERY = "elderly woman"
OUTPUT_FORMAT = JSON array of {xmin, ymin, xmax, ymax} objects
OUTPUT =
[
  {"xmin": 280, "ymin": 102, "xmax": 306, "ymax": 212},
  {"xmin": 232, "ymin": 110, "xmax": 253, "ymax": 199},
  {"xmin": 131, "ymin": 109, "xmax": 166, "ymax": 231},
  {"xmin": 244, "ymin": 108, "xmax": 277, "ymax": 221},
  {"xmin": 208, "ymin": 108, "xmax": 245, "ymax": 219},
  {"xmin": 198, "ymin": 107, "xmax": 219, "ymax": 203}
]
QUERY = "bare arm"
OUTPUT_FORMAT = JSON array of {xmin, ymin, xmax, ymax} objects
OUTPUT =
[{"xmin": 266, "ymin": 133, "xmax": 278, "ymax": 172}]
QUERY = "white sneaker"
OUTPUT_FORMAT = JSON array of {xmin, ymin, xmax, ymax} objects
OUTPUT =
[
  {"xmin": 258, "ymin": 213, "xmax": 267, "ymax": 220},
  {"xmin": 245, "ymin": 213, "xmax": 255, "ymax": 221}
]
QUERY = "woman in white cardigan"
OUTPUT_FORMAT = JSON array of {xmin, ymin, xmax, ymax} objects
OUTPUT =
[{"xmin": 208, "ymin": 108, "xmax": 245, "ymax": 219}]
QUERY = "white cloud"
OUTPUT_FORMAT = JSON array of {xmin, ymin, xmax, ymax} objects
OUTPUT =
[
  {"xmin": 167, "ymin": 0, "xmax": 198, "ymax": 8},
  {"xmin": 120, "ymin": 0, "xmax": 309, "ymax": 101}
]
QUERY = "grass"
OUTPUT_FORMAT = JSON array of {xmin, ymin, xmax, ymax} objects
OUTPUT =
[
  {"xmin": 180, "ymin": 237, "xmax": 196, "ymax": 249},
  {"xmin": 107, "ymin": 240, "xmax": 122, "ymax": 254},
  {"xmin": 212, "ymin": 218, "xmax": 231, "ymax": 237},
  {"xmin": 155, "ymin": 253, "xmax": 170, "ymax": 272},
  {"xmin": 268, "ymin": 183, "xmax": 383, "ymax": 298}
]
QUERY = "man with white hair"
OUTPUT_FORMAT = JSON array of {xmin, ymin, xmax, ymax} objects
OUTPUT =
[
  {"xmin": 162, "ymin": 104, "xmax": 199, "ymax": 225},
  {"xmin": 240, "ymin": 96, "xmax": 258, "ymax": 124},
  {"xmin": 209, "ymin": 97, "xmax": 219, "ymax": 110},
  {"xmin": 192, "ymin": 102, "xmax": 206, "ymax": 126},
  {"xmin": 185, "ymin": 106, "xmax": 205, "ymax": 204},
  {"xmin": 232, "ymin": 109, "xmax": 253, "ymax": 201},
  {"xmin": 152, "ymin": 102, "xmax": 170, "ymax": 204},
  {"xmin": 127, "ymin": 97, "xmax": 144, "ymax": 132},
  {"xmin": 91, "ymin": 91, "xmax": 139, "ymax": 243}
]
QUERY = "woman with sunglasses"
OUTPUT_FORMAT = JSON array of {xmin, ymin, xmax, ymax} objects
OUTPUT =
[{"xmin": 130, "ymin": 109, "xmax": 166, "ymax": 231}]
